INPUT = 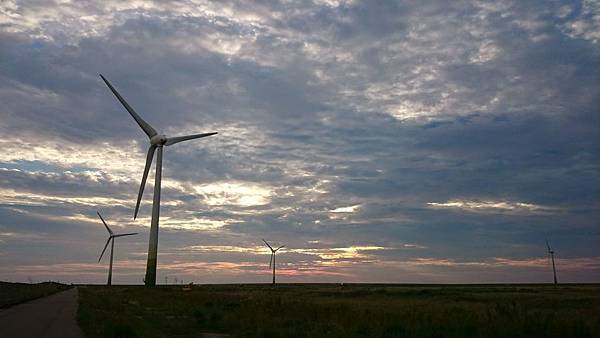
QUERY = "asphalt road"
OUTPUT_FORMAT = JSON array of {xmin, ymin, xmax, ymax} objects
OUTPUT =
[{"xmin": 0, "ymin": 287, "xmax": 82, "ymax": 338}]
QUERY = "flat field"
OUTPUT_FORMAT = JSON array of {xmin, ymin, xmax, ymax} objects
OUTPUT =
[
  {"xmin": 77, "ymin": 284, "xmax": 600, "ymax": 338},
  {"xmin": 0, "ymin": 281, "xmax": 71, "ymax": 308}
]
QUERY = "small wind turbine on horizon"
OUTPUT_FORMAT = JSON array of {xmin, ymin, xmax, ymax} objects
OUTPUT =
[
  {"xmin": 100, "ymin": 74, "xmax": 217, "ymax": 287},
  {"xmin": 97, "ymin": 211, "xmax": 137, "ymax": 286},
  {"xmin": 546, "ymin": 240, "xmax": 558, "ymax": 285},
  {"xmin": 263, "ymin": 239, "xmax": 284, "ymax": 285}
]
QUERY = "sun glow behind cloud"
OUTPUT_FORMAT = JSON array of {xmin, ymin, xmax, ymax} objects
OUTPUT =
[
  {"xmin": 178, "ymin": 244, "xmax": 395, "ymax": 262},
  {"xmin": 135, "ymin": 216, "xmax": 239, "ymax": 231},
  {"xmin": 193, "ymin": 181, "xmax": 272, "ymax": 207},
  {"xmin": 427, "ymin": 200, "xmax": 562, "ymax": 214},
  {"xmin": 289, "ymin": 245, "xmax": 388, "ymax": 260}
]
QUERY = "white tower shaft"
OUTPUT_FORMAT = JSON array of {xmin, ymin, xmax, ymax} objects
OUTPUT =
[
  {"xmin": 145, "ymin": 146, "xmax": 163, "ymax": 286},
  {"xmin": 108, "ymin": 239, "xmax": 114, "ymax": 285}
]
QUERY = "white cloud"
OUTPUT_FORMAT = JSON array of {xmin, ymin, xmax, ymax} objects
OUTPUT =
[
  {"xmin": 0, "ymin": 139, "xmax": 143, "ymax": 178},
  {"xmin": 329, "ymin": 204, "xmax": 361, "ymax": 213},
  {"xmin": 560, "ymin": 0, "xmax": 600, "ymax": 43}
]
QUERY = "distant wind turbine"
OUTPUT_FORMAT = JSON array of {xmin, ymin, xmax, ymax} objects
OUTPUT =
[
  {"xmin": 97, "ymin": 211, "xmax": 137, "ymax": 286},
  {"xmin": 546, "ymin": 240, "xmax": 558, "ymax": 285},
  {"xmin": 263, "ymin": 239, "xmax": 285, "ymax": 285},
  {"xmin": 100, "ymin": 74, "xmax": 217, "ymax": 287}
]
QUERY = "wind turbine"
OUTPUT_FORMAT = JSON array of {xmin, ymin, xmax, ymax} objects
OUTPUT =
[
  {"xmin": 100, "ymin": 74, "xmax": 217, "ymax": 287},
  {"xmin": 546, "ymin": 240, "xmax": 558, "ymax": 285},
  {"xmin": 263, "ymin": 239, "xmax": 285, "ymax": 285},
  {"xmin": 97, "ymin": 211, "xmax": 137, "ymax": 286}
]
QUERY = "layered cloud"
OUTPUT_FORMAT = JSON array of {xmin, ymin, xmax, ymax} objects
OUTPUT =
[{"xmin": 0, "ymin": 0, "xmax": 599, "ymax": 284}]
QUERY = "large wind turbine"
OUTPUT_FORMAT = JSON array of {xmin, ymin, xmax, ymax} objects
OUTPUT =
[
  {"xmin": 100, "ymin": 74, "xmax": 217, "ymax": 287},
  {"xmin": 263, "ymin": 239, "xmax": 284, "ymax": 285},
  {"xmin": 546, "ymin": 240, "xmax": 558, "ymax": 285},
  {"xmin": 97, "ymin": 212, "xmax": 137, "ymax": 286}
]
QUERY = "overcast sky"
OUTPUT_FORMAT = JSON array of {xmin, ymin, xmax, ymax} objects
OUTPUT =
[{"xmin": 1, "ymin": 0, "xmax": 599, "ymax": 284}]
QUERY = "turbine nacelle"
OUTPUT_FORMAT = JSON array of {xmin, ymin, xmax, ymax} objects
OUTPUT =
[
  {"xmin": 150, "ymin": 134, "xmax": 168, "ymax": 146},
  {"xmin": 546, "ymin": 240, "xmax": 554, "ymax": 255}
]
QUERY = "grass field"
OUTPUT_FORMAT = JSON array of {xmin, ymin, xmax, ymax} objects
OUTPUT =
[
  {"xmin": 0, "ymin": 281, "xmax": 71, "ymax": 308},
  {"xmin": 77, "ymin": 284, "xmax": 600, "ymax": 338}
]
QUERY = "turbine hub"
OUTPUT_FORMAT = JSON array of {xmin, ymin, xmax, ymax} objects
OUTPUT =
[{"xmin": 150, "ymin": 134, "xmax": 167, "ymax": 145}]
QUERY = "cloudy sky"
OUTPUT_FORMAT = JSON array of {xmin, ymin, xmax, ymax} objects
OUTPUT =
[{"xmin": 1, "ymin": 0, "xmax": 599, "ymax": 284}]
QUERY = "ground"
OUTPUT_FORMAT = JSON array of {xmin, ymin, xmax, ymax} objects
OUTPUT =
[{"xmin": 77, "ymin": 284, "xmax": 600, "ymax": 338}]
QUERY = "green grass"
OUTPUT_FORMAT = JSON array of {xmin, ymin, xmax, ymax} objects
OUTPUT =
[
  {"xmin": 77, "ymin": 284, "xmax": 600, "ymax": 338},
  {"xmin": 0, "ymin": 281, "xmax": 71, "ymax": 308}
]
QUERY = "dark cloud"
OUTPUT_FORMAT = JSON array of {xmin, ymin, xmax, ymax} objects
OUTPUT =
[{"xmin": 0, "ymin": 0, "xmax": 598, "ymax": 283}]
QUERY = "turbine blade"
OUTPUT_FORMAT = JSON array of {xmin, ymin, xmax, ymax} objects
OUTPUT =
[
  {"xmin": 97, "ymin": 211, "xmax": 113, "ymax": 235},
  {"xmin": 262, "ymin": 239, "xmax": 274, "ymax": 251},
  {"xmin": 134, "ymin": 145, "xmax": 156, "ymax": 219},
  {"xmin": 275, "ymin": 245, "xmax": 285, "ymax": 252},
  {"xmin": 165, "ymin": 132, "xmax": 218, "ymax": 146},
  {"xmin": 546, "ymin": 240, "xmax": 551, "ymax": 252},
  {"xmin": 99, "ymin": 74, "xmax": 158, "ymax": 138},
  {"xmin": 114, "ymin": 232, "xmax": 138, "ymax": 237},
  {"xmin": 98, "ymin": 237, "xmax": 112, "ymax": 262},
  {"xmin": 269, "ymin": 253, "xmax": 273, "ymax": 269}
]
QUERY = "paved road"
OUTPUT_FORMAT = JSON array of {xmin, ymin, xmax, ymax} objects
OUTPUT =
[{"xmin": 0, "ymin": 288, "xmax": 82, "ymax": 338}]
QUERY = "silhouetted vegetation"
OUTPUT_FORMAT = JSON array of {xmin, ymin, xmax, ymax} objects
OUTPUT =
[
  {"xmin": 77, "ymin": 284, "xmax": 600, "ymax": 338},
  {"xmin": 0, "ymin": 281, "xmax": 71, "ymax": 308}
]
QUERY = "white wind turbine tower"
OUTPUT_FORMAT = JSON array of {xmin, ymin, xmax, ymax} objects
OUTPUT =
[
  {"xmin": 546, "ymin": 239, "xmax": 558, "ymax": 285},
  {"xmin": 97, "ymin": 212, "xmax": 137, "ymax": 286},
  {"xmin": 100, "ymin": 74, "xmax": 217, "ymax": 287},
  {"xmin": 263, "ymin": 239, "xmax": 285, "ymax": 285}
]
